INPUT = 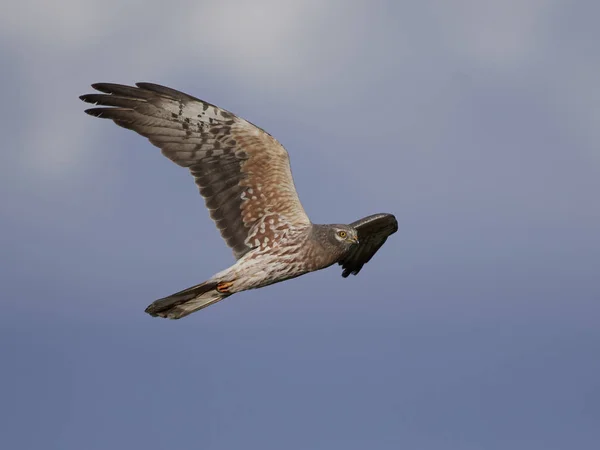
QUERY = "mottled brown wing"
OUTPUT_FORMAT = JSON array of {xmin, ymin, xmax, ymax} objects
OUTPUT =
[
  {"xmin": 339, "ymin": 213, "xmax": 398, "ymax": 277},
  {"xmin": 80, "ymin": 82, "xmax": 310, "ymax": 259}
]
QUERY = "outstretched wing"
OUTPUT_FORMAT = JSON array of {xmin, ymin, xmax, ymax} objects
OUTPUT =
[
  {"xmin": 80, "ymin": 82, "xmax": 310, "ymax": 259},
  {"xmin": 339, "ymin": 213, "xmax": 398, "ymax": 277}
]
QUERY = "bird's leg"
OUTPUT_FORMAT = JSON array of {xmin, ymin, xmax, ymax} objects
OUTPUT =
[{"xmin": 216, "ymin": 281, "xmax": 234, "ymax": 294}]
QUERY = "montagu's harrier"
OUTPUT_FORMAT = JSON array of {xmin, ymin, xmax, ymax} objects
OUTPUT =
[{"xmin": 80, "ymin": 83, "xmax": 397, "ymax": 319}]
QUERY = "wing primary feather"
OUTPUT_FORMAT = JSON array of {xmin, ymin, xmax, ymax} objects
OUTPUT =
[
  {"xmin": 135, "ymin": 82, "xmax": 202, "ymax": 102},
  {"xmin": 340, "ymin": 213, "xmax": 397, "ymax": 277},
  {"xmin": 91, "ymin": 83, "xmax": 154, "ymax": 99},
  {"xmin": 79, "ymin": 94, "xmax": 144, "ymax": 108}
]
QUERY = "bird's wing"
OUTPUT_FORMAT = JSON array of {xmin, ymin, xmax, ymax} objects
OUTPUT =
[
  {"xmin": 339, "ymin": 213, "xmax": 398, "ymax": 277},
  {"xmin": 81, "ymin": 83, "xmax": 311, "ymax": 259}
]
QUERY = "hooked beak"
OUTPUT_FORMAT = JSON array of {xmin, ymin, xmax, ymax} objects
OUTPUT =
[{"xmin": 349, "ymin": 236, "xmax": 360, "ymax": 245}]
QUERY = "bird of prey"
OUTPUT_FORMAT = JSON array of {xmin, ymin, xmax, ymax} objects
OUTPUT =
[{"xmin": 80, "ymin": 82, "xmax": 397, "ymax": 319}]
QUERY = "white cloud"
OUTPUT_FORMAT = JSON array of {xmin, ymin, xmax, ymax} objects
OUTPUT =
[
  {"xmin": 2, "ymin": 0, "xmax": 598, "ymax": 181},
  {"xmin": 2, "ymin": 0, "xmax": 371, "ymax": 177}
]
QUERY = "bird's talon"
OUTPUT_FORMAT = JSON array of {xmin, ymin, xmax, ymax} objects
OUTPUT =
[{"xmin": 217, "ymin": 281, "xmax": 233, "ymax": 293}]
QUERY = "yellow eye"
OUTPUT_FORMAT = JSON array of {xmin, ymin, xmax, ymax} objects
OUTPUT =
[{"xmin": 338, "ymin": 231, "xmax": 347, "ymax": 238}]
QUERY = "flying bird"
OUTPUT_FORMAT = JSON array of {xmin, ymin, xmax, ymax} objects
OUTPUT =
[{"xmin": 80, "ymin": 83, "xmax": 397, "ymax": 319}]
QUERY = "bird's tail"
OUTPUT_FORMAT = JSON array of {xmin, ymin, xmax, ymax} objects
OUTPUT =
[{"xmin": 145, "ymin": 280, "xmax": 229, "ymax": 319}]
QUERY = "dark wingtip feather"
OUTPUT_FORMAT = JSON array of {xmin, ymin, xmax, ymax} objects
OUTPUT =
[
  {"xmin": 83, "ymin": 108, "xmax": 134, "ymax": 122},
  {"xmin": 339, "ymin": 213, "xmax": 398, "ymax": 278},
  {"xmin": 80, "ymin": 93, "xmax": 144, "ymax": 109},
  {"xmin": 83, "ymin": 107, "xmax": 108, "ymax": 117},
  {"xmin": 136, "ymin": 82, "xmax": 202, "ymax": 102},
  {"xmin": 80, "ymin": 93, "xmax": 104, "ymax": 104},
  {"xmin": 87, "ymin": 82, "xmax": 156, "ymax": 100},
  {"xmin": 341, "ymin": 268, "xmax": 358, "ymax": 278},
  {"xmin": 83, "ymin": 82, "xmax": 205, "ymax": 107},
  {"xmin": 91, "ymin": 82, "xmax": 133, "ymax": 94},
  {"xmin": 81, "ymin": 93, "xmax": 115, "ymax": 105},
  {"xmin": 136, "ymin": 82, "xmax": 179, "ymax": 94}
]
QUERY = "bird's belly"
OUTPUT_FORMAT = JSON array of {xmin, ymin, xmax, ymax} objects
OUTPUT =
[{"xmin": 228, "ymin": 250, "xmax": 313, "ymax": 292}]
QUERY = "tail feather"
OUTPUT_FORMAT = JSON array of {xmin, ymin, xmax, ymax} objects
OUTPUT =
[{"xmin": 145, "ymin": 281, "xmax": 227, "ymax": 319}]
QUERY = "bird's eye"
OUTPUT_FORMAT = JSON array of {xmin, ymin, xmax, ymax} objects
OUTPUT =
[{"xmin": 338, "ymin": 231, "xmax": 347, "ymax": 238}]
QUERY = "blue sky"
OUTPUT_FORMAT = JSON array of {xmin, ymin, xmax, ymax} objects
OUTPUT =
[{"xmin": 1, "ymin": 1, "xmax": 599, "ymax": 449}]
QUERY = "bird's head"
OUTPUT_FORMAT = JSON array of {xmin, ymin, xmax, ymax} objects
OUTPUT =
[
  {"xmin": 330, "ymin": 225, "xmax": 360, "ymax": 247},
  {"xmin": 310, "ymin": 224, "xmax": 360, "ymax": 262}
]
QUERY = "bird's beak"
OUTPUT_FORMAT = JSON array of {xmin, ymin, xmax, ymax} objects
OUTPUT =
[{"xmin": 349, "ymin": 236, "xmax": 359, "ymax": 245}]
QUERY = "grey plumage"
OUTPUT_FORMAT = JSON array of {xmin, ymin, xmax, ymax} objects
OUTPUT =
[{"xmin": 81, "ymin": 82, "xmax": 398, "ymax": 319}]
